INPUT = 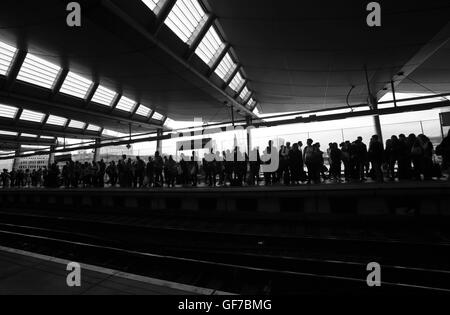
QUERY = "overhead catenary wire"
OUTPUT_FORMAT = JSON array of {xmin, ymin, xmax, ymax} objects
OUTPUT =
[
  {"xmin": 2, "ymin": 93, "xmax": 449, "ymax": 160},
  {"xmin": 405, "ymin": 77, "xmax": 450, "ymax": 102},
  {"xmin": 346, "ymin": 86, "xmax": 356, "ymax": 112}
]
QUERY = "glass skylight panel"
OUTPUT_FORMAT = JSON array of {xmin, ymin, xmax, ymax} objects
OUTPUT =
[
  {"xmin": 239, "ymin": 86, "xmax": 251, "ymax": 101},
  {"xmin": 164, "ymin": 0, "xmax": 206, "ymax": 43},
  {"xmin": 253, "ymin": 107, "xmax": 260, "ymax": 116},
  {"xmin": 152, "ymin": 112, "xmax": 164, "ymax": 121},
  {"xmin": 0, "ymin": 41, "xmax": 17, "ymax": 76},
  {"xmin": 21, "ymin": 133, "xmax": 38, "ymax": 138},
  {"xmin": 142, "ymin": 0, "xmax": 163, "ymax": 12},
  {"xmin": 20, "ymin": 109, "xmax": 46, "ymax": 123},
  {"xmin": 115, "ymin": 96, "xmax": 137, "ymax": 112},
  {"xmin": 195, "ymin": 26, "xmax": 225, "ymax": 65},
  {"xmin": 17, "ymin": 53, "xmax": 61, "ymax": 89},
  {"xmin": 40, "ymin": 135, "xmax": 55, "ymax": 140},
  {"xmin": 0, "ymin": 130, "xmax": 18, "ymax": 136},
  {"xmin": 164, "ymin": 118, "xmax": 175, "ymax": 128},
  {"xmin": 229, "ymin": 71, "xmax": 245, "ymax": 92},
  {"xmin": 91, "ymin": 85, "xmax": 117, "ymax": 106},
  {"xmin": 0, "ymin": 104, "xmax": 18, "ymax": 119},
  {"xmin": 60, "ymin": 71, "xmax": 93, "ymax": 99},
  {"xmin": 68, "ymin": 120, "xmax": 86, "ymax": 129},
  {"xmin": 46, "ymin": 115, "xmax": 67, "ymax": 126},
  {"xmin": 247, "ymin": 98, "xmax": 256, "ymax": 108},
  {"xmin": 214, "ymin": 53, "xmax": 237, "ymax": 81},
  {"xmin": 135, "ymin": 104, "xmax": 152, "ymax": 117},
  {"xmin": 86, "ymin": 124, "xmax": 101, "ymax": 132},
  {"xmin": 102, "ymin": 129, "xmax": 128, "ymax": 138}
]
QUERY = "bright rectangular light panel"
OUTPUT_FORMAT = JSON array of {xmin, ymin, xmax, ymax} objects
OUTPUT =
[
  {"xmin": 0, "ymin": 104, "xmax": 18, "ymax": 119},
  {"xmin": 195, "ymin": 26, "xmax": 224, "ymax": 65},
  {"xmin": 102, "ymin": 129, "xmax": 128, "ymax": 138},
  {"xmin": 60, "ymin": 71, "xmax": 93, "ymax": 99},
  {"xmin": 40, "ymin": 135, "xmax": 55, "ymax": 140},
  {"xmin": 20, "ymin": 109, "xmax": 46, "ymax": 123},
  {"xmin": 152, "ymin": 112, "xmax": 164, "ymax": 120},
  {"xmin": 68, "ymin": 120, "xmax": 86, "ymax": 129},
  {"xmin": 229, "ymin": 71, "xmax": 244, "ymax": 92},
  {"xmin": 164, "ymin": 118, "xmax": 175, "ymax": 128},
  {"xmin": 91, "ymin": 85, "xmax": 117, "ymax": 106},
  {"xmin": 247, "ymin": 98, "xmax": 256, "ymax": 108},
  {"xmin": 21, "ymin": 133, "xmax": 38, "ymax": 138},
  {"xmin": 17, "ymin": 53, "xmax": 61, "ymax": 89},
  {"xmin": 142, "ymin": 0, "xmax": 162, "ymax": 12},
  {"xmin": 0, "ymin": 41, "xmax": 17, "ymax": 76},
  {"xmin": 0, "ymin": 130, "xmax": 18, "ymax": 136},
  {"xmin": 46, "ymin": 115, "xmax": 67, "ymax": 126},
  {"xmin": 86, "ymin": 124, "xmax": 101, "ymax": 132},
  {"xmin": 239, "ymin": 86, "xmax": 251, "ymax": 101},
  {"xmin": 164, "ymin": 0, "xmax": 206, "ymax": 43},
  {"xmin": 115, "ymin": 96, "xmax": 137, "ymax": 112},
  {"xmin": 214, "ymin": 53, "xmax": 237, "ymax": 81},
  {"xmin": 135, "ymin": 105, "xmax": 152, "ymax": 117}
]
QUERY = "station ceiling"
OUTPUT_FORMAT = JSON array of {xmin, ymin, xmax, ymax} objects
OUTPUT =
[{"xmin": 0, "ymin": 0, "xmax": 449, "ymax": 141}]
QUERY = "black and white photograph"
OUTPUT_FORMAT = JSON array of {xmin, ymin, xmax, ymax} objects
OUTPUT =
[{"xmin": 0, "ymin": 0, "xmax": 450, "ymax": 304}]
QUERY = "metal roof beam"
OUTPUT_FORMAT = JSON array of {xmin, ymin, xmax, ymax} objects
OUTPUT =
[
  {"xmin": 50, "ymin": 69, "xmax": 69, "ymax": 99},
  {"xmin": 0, "ymin": 91, "xmax": 164, "ymax": 130},
  {"xmin": 186, "ymin": 15, "xmax": 215, "ymax": 61},
  {"xmin": 0, "ymin": 136, "xmax": 56, "ymax": 147},
  {"xmin": 4, "ymin": 49, "xmax": 27, "ymax": 91},
  {"xmin": 153, "ymin": 0, "xmax": 177, "ymax": 36},
  {"xmin": 376, "ymin": 21, "xmax": 450, "ymax": 100},
  {"xmin": 208, "ymin": 43, "xmax": 230, "ymax": 76},
  {"xmin": 101, "ymin": 0, "xmax": 257, "ymax": 119},
  {"xmin": 0, "ymin": 123, "xmax": 98, "ymax": 140}
]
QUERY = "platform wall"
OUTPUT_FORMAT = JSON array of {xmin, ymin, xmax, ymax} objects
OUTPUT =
[{"xmin": 1, "ymin": 183, "xmax": 449, "ymax": 216}]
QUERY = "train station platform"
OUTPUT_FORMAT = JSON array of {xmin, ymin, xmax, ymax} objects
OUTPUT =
[
  {"xmin": 0, "ymin": 246, "xmax": 228, "ymax": 295},
  {"xmin": 1, "ymin": 180, "xmax": 449, "ymax": 216}
]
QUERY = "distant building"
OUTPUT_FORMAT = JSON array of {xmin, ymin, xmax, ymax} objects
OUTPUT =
[
  {"xmin": 0, "ymin": 159, "xmax": 13, "ymax": 171},
  {"xmin": 68, "ymin": 150, "xmax": 94, "ymax": 164},
  {"xmin": 17, "ymin": 156, "xmax": 48, "ymax": 170}
]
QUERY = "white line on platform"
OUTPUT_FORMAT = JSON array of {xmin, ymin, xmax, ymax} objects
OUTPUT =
[{"xmin": 0, "ymin": 245, "xmax": 234, "ymax": 296}]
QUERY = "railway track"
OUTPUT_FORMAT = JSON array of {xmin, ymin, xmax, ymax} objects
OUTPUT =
[
  {"xmin": 0, "ymin": 211, "xmax": 449, "ymax": 294},
  {"xmin": 0, "ymin": 210, "xmax": 448, "ymax": 265}
]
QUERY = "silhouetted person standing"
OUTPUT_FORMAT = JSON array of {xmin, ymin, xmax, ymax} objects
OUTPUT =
[
  {"xmin": 437, "ymin": 131, "xmax": 450, "ymax": 176},
  {"xmin": 397, "ymin": 134, "xmax": 411, "ymax": 180},
  {"xmin": 154, "ymin": 151, "xmax": 164, "ymax": 187},
  {"xmin": 303, "ymin": 139, "xmax": 314, "ymax": 184},
  {"xmin": 190, "ymin": 153, "xmax": 199, "ymax": 187},
  {"xmin": 106, "ymin": 161, "xmax": 118, "ymax": 187},
  {"xmin": 288, "ymin": 143, "xmax": 302, "ymax": 184},
  {"xmin": 329, "ymin": 143, "xmax": 342, "ymax": 182},
  {"xmin": 368, "ymin": 135, "xmax": 384, "ymax": 183},
  {"xmin": 354, "ymin": 137, "xmax": 368, "ymax": 181},
  {"xmin": 249, "ymin": 148, "xmax": 261, "ymax": 186},
  {"xmin": 135, "ymin": 156, "xmax": 145, "ymax": 188}
]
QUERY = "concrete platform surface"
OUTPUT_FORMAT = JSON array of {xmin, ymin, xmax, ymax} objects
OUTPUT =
[{"xmin": 0, "ymin": 246, "xmax": 229, "ymax": 295}]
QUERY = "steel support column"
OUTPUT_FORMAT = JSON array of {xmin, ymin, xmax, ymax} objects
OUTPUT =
[
  {"xmin": 156, "ymin": 129, "xmax": 163, "ymax": 153},
  {"xmin": 12, "ymin": 146, "xmax": 21, "ymax": 170},
  {"xmin": 93, "ymin": 138, "xmax": 101, "ymax": 161},
  {"xmin": 373, "ymin": 114, "xmax": 383, "ymax": 144},
  {"xmin": 246, "ymin": 116, "xmax": 252, "ymax": 153},
  {"xmin": 48, "ymin": 145, "xmax": 56, "ymax": 166}
]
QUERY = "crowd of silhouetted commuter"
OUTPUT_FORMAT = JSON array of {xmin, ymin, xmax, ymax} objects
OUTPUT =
[{"xmin": 1, "ymin": 131, "xmax": 450, "ymax": 189}]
